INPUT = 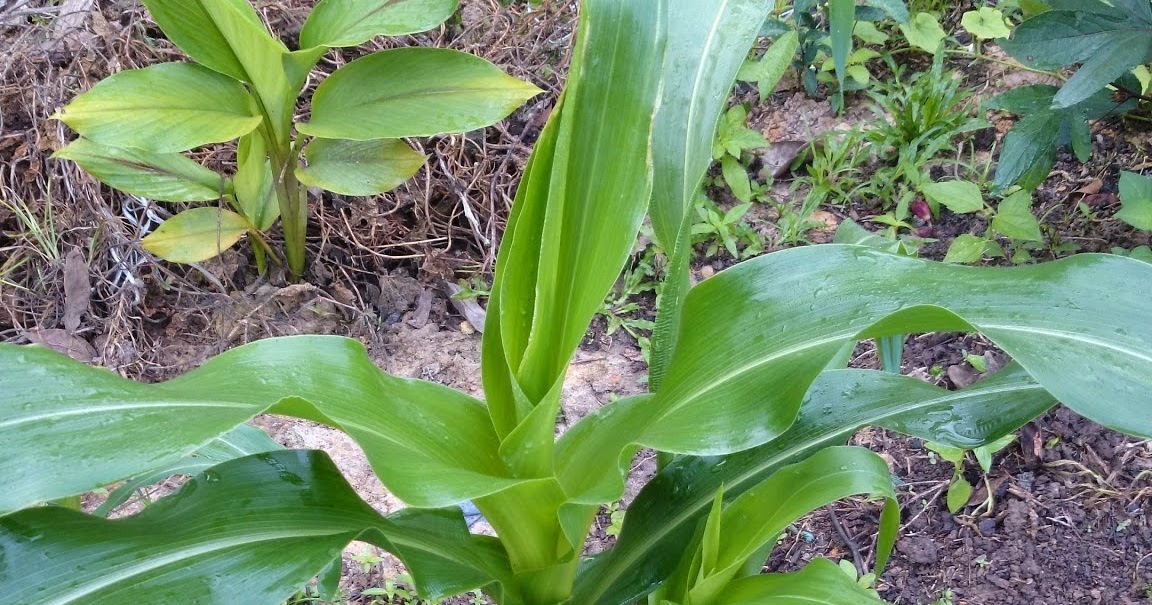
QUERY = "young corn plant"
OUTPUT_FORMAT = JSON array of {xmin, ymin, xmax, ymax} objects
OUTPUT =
[
  {"xmin": 3, "ymin": 2, "xmax": 1152, "ymax": 605},
  {"xmin": 51, "ymin": 0, "xmax": 539, "ymax": 278}
]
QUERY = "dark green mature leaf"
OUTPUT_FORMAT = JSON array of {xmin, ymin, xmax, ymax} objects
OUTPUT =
[
  {"xmin": 298, "ymin": 48, "xmax": 541, "ymax": 141},
  {"xmin": 92, "ymin": 423, "xmax": 283, "ymax": 517},
  {"xmin": 52, "ymin": 138, "xmax": 228, "ymax": 202},
  {"xmin": 142, "ymin": 207, "xmax": 250, "ymax": 263},
  {"xmin": 647, "ymin": 246, "xmax": 1152, "ymax": 454},
  {"xmin": 986, "ymin": 84, "xmax": 1134, "ymax": 190},
  {"xmin": 52, "ymin": 63, "xmax": 262, "ymax": 153},
  {"xmin": 712, "ymin": 558, "xmax": 886, "ymax": 605},
  {"xmin": 567, "ymin": 365, "xmax": 1055, "ymax": 604},
  {"xmin": 0, "ymin": 336, "xmax": 517, "ymax": 515},
  {"xmin": 301, "ymin": 0, "xmax": 459, "ymax": 48},
  {"xmin": 999, "ymin": 3, "xmax": 1152, "ymax": 107},
  {"xmin": 296, "ymin": 138, "xmax": 425, "ymax": 196},
  {"xmin": 0, "ymin": 450, "xmax": 511, "ymax": 605}
]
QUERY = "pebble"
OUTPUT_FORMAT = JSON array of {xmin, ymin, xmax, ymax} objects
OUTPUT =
[{"xmin": 460, "ymin": 321, "xmax": 475, "ymax": 335}]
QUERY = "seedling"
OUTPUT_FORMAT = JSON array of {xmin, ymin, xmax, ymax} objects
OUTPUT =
[
  {"xmin": 926, "ymin": 434, "xmax": 1016, "ymax": 515},
  {"xmin": 51, "ymin": 0, "xmax": 539, "ymax": 278}
]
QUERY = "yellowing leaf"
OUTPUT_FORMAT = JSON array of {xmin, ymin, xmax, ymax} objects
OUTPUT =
[
  {"xmin": 52, "ymin": 63, "xmax": 261, "ymax": 153},
  {"xmin": 297, "ymin": 138, "xmax": 425, "ymax": 196},
  {"xmin": 899, "ymin": 13, "xmax": 946, "ymax": 53},
  {"xmin": 142, "ymin": 207, "xmax": 250, "ymax": 263},
  {"xmin": 52, "ymin": 138, "xmax": 227, "ymax": 202},
  {"xmin": 961, "ymin": 7, "xmax": 1010, "ymax": 40},
  {"xmin": 298, "ymin": 48, "xmax": 541, "ymax": 140}
]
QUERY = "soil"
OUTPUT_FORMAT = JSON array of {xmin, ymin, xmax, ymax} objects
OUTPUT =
[{"xmin": 2, "ymin": 1, "xmax": 1150, "ymax": 604}]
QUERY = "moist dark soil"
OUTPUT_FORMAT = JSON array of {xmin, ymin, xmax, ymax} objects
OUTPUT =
[{"xmin": 2, "ymin": 1, "xmax": 1151, "ymax": 604}]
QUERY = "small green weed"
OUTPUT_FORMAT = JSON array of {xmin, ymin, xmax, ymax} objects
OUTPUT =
[{"xmin": 691, "ymin": 195, "xmax": 762, "ymax": 260}]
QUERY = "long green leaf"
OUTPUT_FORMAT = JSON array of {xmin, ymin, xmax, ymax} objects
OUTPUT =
[
  {"xmin": 712, "ymin": 558, "xmax": 885, "ymax": 605},
  {"xmin": 92, "ymin": 424, "xmax": 284, "ymax": 517},
  {"xmin": 565, "ymin": 365, "xmax": 1057, "ymax": 604},
  {"xmin": 0, "ymin": 336, "xmax": 518, "ymax": 515},
  {"xmin": 646, "ymin": 246, "xmax": 1152, "ymax": 454},
  {"xmin": 52, "ymin": 63, "xmax": 262, "ymax": 153},
  {"xmin": 297, "ymin": 48, "xmax": 541, "ymax": 141},
  {"xmin": 661, "ymin": 447, "xmax": 895, "ymax": 605},
  {"xmin": 52, "ymin": 138, "xmax": 228, "ymax": 202},
  {"xmin": 647, "ymin": 0, "xmax": 765, "ymax": 390},
  {"xmin": 301, "ymin": 0, "xmax": 460, "ymax": 48},
  {"xmin": 0, "ymin": 450, "xmax": 512, "ymax": 605}
]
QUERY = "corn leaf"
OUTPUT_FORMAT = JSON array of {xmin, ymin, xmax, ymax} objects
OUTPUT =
[
  {"xmin": 52, "ymin": 138, "xmax": 228, "ymax": 202},
  {"xmin": 566, "ymin": 365, "xmax": 1055, "ymax": 604},
  {"xmin": 0, "ymin": 450, "xmax": 512, "ymax": 605},
  {"xmin": 646, "ymin": 246, "xmax": 1152, "ymax": 454},
  {"xmin": 301, "ymin": 0, "xmax": 460, "ymax": 48},
  {"xmin": 0, "ymin": 336, "xmax": 519, "ymax": 515},
  {"xmin": 52, "ymin": 63, "xmax": 262, "ymax": 153},
  {"xmin": 296, "ymin": 138, "xmax": 425, "ymax": 196},
  {"xmin": 712, "ymin": 558, "xmax": 886, "ymax": 605},
  {"xmin": 298, "ymin": 48, "xmax": 541, "ymax": 141}
]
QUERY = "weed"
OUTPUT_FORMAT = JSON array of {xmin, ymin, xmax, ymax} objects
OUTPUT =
[{"xmin": 691, "ymin": 195, "xmax": 762, "ymax": 259}]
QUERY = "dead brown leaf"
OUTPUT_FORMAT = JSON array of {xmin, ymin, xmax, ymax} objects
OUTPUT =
[
  {"xmin": 25, "ymin": 328, "xmax": 97, "ymax": 362},
  {"xmin": 63, "ymin": 248, "xmax": 91, "ymax": 333}
]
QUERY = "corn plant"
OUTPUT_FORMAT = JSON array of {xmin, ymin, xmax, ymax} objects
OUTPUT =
[
  {"xmin": 51, "ymin": 0, "xmax": 540, "ymax": 278},
  {"xmin": 3, "ymin": 2, "xmax": 1152, "ymax": 604}
]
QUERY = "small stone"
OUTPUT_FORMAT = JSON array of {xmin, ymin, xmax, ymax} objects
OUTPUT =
[
  {"xmin": 978, "ymin": 518, "xmax": 997, "ymax": 536},
  {"xmin": 898, "ymin": 536, "xmax": 940, "ymax": 564},
  {"xmin": 699, "ymin": 265, "xmax": 715, "ymax": 280},
  {"xmin": 460, "ymin": 321, "xmax": 476, "ymax": 335}
]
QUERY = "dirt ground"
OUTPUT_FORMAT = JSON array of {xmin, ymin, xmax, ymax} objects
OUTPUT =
[{"xmin": 1, "ymin": 1, "xmax": 1151, "ymax": 604}]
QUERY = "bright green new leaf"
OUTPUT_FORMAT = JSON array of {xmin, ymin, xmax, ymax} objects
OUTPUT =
[
  {"xmin": 946, "ymin": 475, "xmax": 973, "ymax": 513},
  {"xmin": 567, "ymin": 365, "xmax": 1056, "ymax": 604},
  {"xmin": 669, "ymin": 447, "xmax": 896, "ymax": 605},
  {"xmin": 301, "ymin": 0, "xmax": 460, "ymax": 48},
  {"xmin": 298, "ymin": 48, "xmax": 542, "ymax": 141},
  {"xmin": 1117, "ymin": 171, "xmax": 1152, "ymax": 230},
  {"xmin": 737, "ymin": 30, "xmax": 800, "ymax": 105},
  {"xmin": 961, "ymin": 7, "xmax": 1010, "ymax": 39},
  {"xmin": 721, "ymin": 155, "xmax": 752, "ymax": 203},
  {"xmin": 233, "ymin": 132, "xmax": 278, "ymax": 230},
  {"xmin": 52, "ymin": 63, "xmax": 262, "ymax": 153},
  {"xmin": 142, "ymin": 207, "xmax": 250, "ymax": 263},
  {"xmin": 0, "ymin": 336, "xmax": 517, "ymax": 514},
  {"xmin": 853, "ymin": 21, "xmax": 888, "ymax": 45},
  {"xmin": 0, "ymin": 450, "xmax": 511, "ymax": 605},
  {"xmin": 140, "ymin": 0, "xmax": 283, "ymax": 83},
  {"xmin": 922, "ymin": 180, "xmax": 984, "ymax": 214},
  {"xmin": 899, "ymin": 12, "xmax": 946, "ymax": 53},
  {"xmin": 991, "ymin": 190, "xmax": 1043, "ymax": 242},
  {"xmin": 942, "ymin": 234, "xmax": 985, "ymax": 264},
  {"xmin": 297, "ymin": 138, "xmax": 426, "ymax": 196},
  {"xmin": 52, "ymin": 138, "xmax": 227, "ymax": 202},
  {"xmin": 713, "ymin": 558, "xmax": 886, "ymax": 605},
  {"xmin": 998, "ymin": 4, "xmax": 1152, "ymax": 108}
]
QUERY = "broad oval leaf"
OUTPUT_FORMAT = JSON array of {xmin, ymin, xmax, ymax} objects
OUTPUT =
[
  {"xmin": 922, "ymin": 180, "xmax": 984, "ymax": 214},
  {"xmin": 53, "ymin": 138, "xmax": 228, "ymax": 202},
  {"xmin": 301, "ymin": 0, "xmax": 460, "ymax": 48},
  {"xmin": 52, "ymin": 63, "xmax": 262, "ymax": 153},
  {"xmin": 296, "ymin": 138, "xmax": 425, "ymax": 196},
  {"xmin": 646, "ymin": 245, "xmax": 1152, "ymax": 453},
  {"xmin": 297, "ymin": 48, "xmax": 541, "ymax": 141},
  {"xmin": 0, "ymin": 336, "xmax": 517, "ymax": 514},
  {"xmin": 0, "ymin": 450, "xmax": 512, "ymax": 605},
  {"xmin": 142, "ymin": 206, "xmax": 251, "ymax": 263}
]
